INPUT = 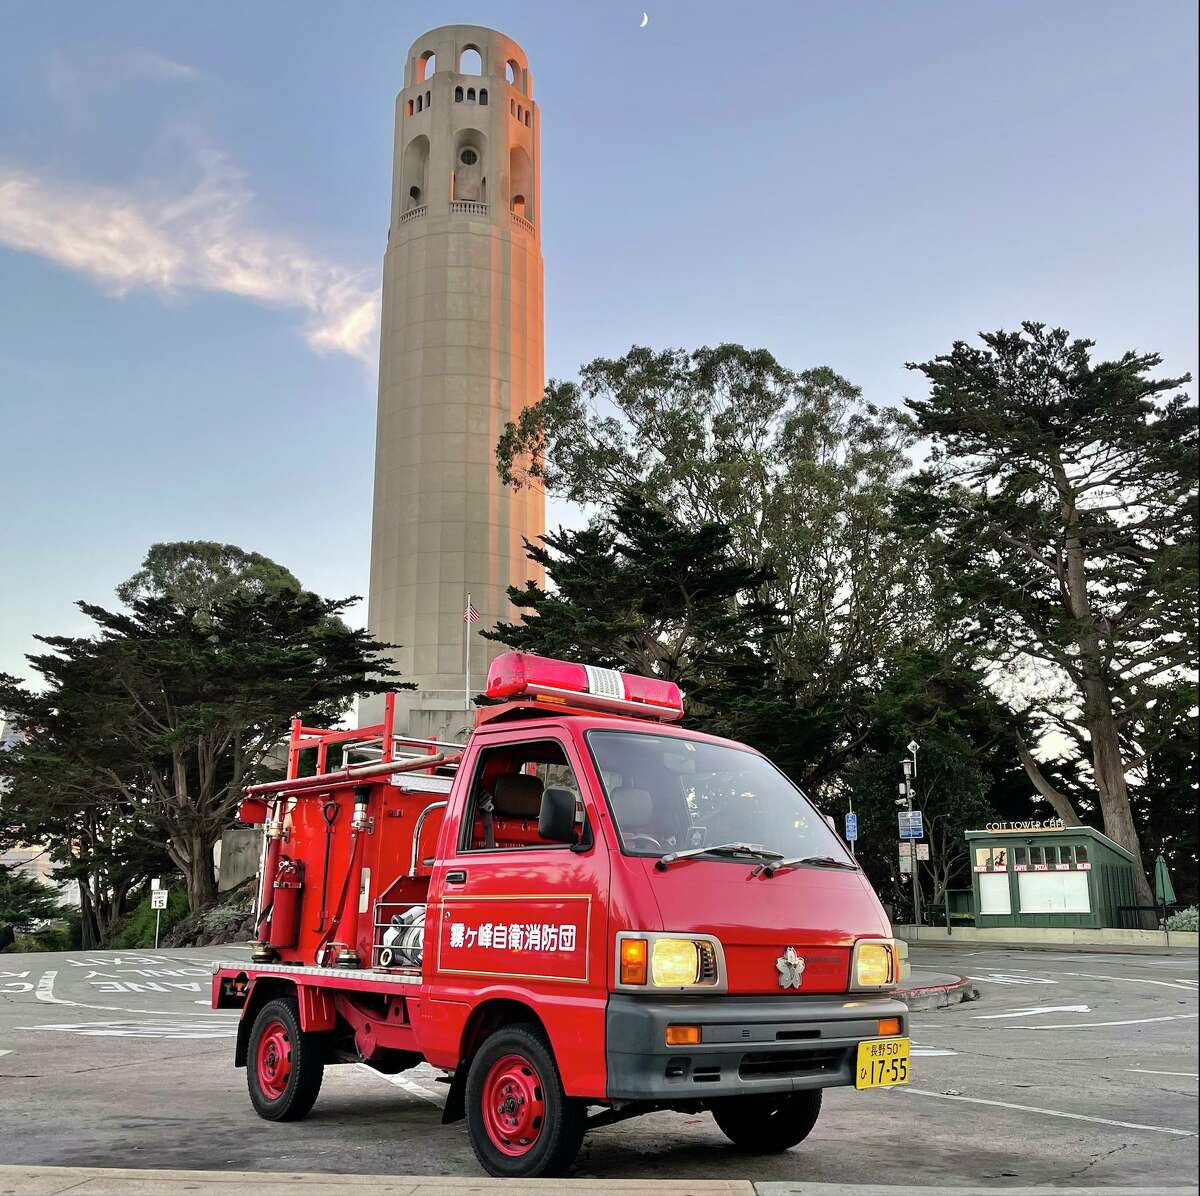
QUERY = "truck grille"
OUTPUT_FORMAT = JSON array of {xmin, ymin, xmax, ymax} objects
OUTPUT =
[{"xmin": 738, "ymin": 1048, "xmax": 845, "ymax": 1080}]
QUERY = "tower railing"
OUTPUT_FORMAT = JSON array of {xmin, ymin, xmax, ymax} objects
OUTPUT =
[
  {"xmin": 510, "ymin": 211, "xmax": 535, "ymax": 235},
  {"xmin": 449, "ymin": 200, "xmax": 489, "ymax": 217},
  {"xmin": 398, "ymin": 204, "xmax": 426, "ymax": 225}
]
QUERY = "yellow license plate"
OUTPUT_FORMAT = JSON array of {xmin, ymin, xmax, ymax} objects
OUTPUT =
[{"xmin": 855, "ymin": 1037, "xmax": 910, "ymax": 1089}]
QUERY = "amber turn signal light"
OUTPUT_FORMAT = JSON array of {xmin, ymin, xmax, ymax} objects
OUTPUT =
[
  {"xmin": 877, "ymin": 1017, "xmax": 903, "ymax": 1036},
  {"xmin": 620, "ymin": 938, "xmax": 647, "ymax": 985},
  {"xmin": 665, "ymin": 1024, "xmax": 702, "ymax": 1046}
]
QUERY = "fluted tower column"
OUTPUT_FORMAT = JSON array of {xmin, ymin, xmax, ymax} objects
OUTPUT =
[{"xmin": 367, "ymin": 25, "xmax": 545, "ymax": 740}]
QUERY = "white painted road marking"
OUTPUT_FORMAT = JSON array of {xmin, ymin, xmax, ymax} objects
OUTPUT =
[
  {"xmin": 18, "ymin": 1020, "xmax": 235, "ymax": 1039},
  {"xmin": 912, "ymin": 1045, "xmax": 958, "ymax": 1057},
  {"xmin": 1126, "ymin": 1069, "xmax": 1199, "ymax": 1079},
  {"xmin": 32, "ymin": 968, "xmax": 234, "ymax": 1020},
  {"xmin": 972, "ymin": 1004, "xmax": 1091, "ymax": 1020},
  {"xmin": 1029, "ymin": 1013, "xmax": 1200, "ymax": 1030},
  {"xmin": 967, "ymin": 973, "xmax": 1057, "ymax": 985},
  {"xmin": 901, "ymin": 1086, "xmax": 1198, "ymax": 1137},
  {"xmin": 1059, "ymin": 971, "xmax": 1200, "ymax": 994},
  {"xmin": 357, "ymin": 1062, "xmax": 446, "ymax": 1106}
]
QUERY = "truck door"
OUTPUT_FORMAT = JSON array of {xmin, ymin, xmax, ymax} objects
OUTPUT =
[{"xmin": 425, "ymin": 727, "xmax": 610, "ymax": 1096}]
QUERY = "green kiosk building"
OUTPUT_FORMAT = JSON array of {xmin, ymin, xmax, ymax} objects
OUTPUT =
[{"xmin": 967, "ymin": 821, "xmax": 1139, "ymax": 929}]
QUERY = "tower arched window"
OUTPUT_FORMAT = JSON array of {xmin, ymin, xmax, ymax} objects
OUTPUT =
[
  {"xmin": 510, "ymin": 146, "xmax": 533, "ymax": 221},
  {"xmin": 479, "ymin": 88, "xmax": 488, "ymax": 105},
  {"xmin": 467, "ymin": 88, "xmax": 476, "ymax": 103},
  {"xmin": 459, "ymin": 46, "xmax": 483, "ymax": 75},
  {"xmin": 416, "ymin": 50, "xmax": 436, "ymax": 82},
  {"xmin": 416, "ymin": 94, "xmax": 422, "ymax": 112},
  {"xmin": 425, "ymin": 90, "xmax": 431, "ymax": 108},
  {"xmin": 407, "ymin": 100, "xmax": 414, "ymax": 116},
  {"xmin": 510, "ymin": 98, "xmax": 516, "ymax": 116},
  {"xmin": 408, "ymin": 185, "xmax": 422, "ymax": 209},
  {"xmin": 455, "ymin": 86, "xmax": 463, "ymax": 102},
  {"xmin": 524, "ymin": 109, "xmax": 531, "ymax": 127},
  {"xmin": 453, "ymin": 134, "xmax": 486, "ymax": 203},
  {"xmin": 506, "ymin": 59, "xmax": 523, "ymax": 91}
]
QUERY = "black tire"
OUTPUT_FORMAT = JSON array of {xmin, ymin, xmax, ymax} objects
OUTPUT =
[
  {"xmin": 246, "ymin": 996, "xmax": 324, "ymax": 1121},
  {"xmin": 711, "ymin": 1089, "xmax": 822, "ymax": 1153},
  {"xmin": 465, "ymin": 1022, "xmax": 586, "ymax": 1178}
]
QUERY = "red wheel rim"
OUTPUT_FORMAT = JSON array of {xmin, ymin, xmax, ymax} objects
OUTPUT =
[
  {"xmin": 255, "ymin": 1018, "xmax": 293, "ymax": 1101},
  {"xmin": 481, "ymin": 1052, "xmax": 546, "ymax": 1156}
]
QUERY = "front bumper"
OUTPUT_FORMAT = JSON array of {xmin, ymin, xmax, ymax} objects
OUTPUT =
[{"xmin": 606, "ymin": 992, "xmax": 908, "ymax": 1101}]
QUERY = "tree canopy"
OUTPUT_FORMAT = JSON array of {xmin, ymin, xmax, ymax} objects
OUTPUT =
[
  {"xmin": 1, "ymin": 543, "xmax": 404, "ymax": 927},
  {"xmin": 904, "ymin": 322, "xmax": 1198, "ymax": 910}
]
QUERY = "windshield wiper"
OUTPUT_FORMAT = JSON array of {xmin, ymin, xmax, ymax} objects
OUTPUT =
[
  {"xmin": 655, "ymin": 842, "xmax": 784, "ymax": 871},
  {"xmin": 754, "ymin": 854, "xmax": 859, "ymax": 877}
]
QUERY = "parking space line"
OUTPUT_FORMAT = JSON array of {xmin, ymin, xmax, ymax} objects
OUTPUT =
[
  {"xmin": 1029, "ymin": 1013, "xmax": 1199, "ymax": 1030},
  {"xmin": 1058, "ymin": 972, "xmax": 1200, "ymax": 993},
  {"xmin": 1126, "ymin": 1069, "xmax": 1199, "ymax": 1079},
  {"xmin": 901, "ymin": 1086, "xmax": 1198, "ymax": 1136}
]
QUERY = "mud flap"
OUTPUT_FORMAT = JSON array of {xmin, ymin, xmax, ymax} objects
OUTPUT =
[{"xmin": 441, "ymin": 1068, "xmax": 466, "ymax": 1124}]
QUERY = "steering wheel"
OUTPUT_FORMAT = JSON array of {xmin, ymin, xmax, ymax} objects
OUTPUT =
[{"xmin": 624, "ymin": 832, "xmax": 664, "ymax": 852}]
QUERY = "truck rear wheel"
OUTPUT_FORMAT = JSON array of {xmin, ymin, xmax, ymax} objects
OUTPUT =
[
  {"xmin": 465, "ymin": 1023, "xmax": 585, "ymax": 1178},
  {"xmin": 247, "ymin": 996, "xmax": 324, "ymax": 1121},
  {"xmin": 712, "ymin": 1089, "xmax": 822, "ymax": 1153}
]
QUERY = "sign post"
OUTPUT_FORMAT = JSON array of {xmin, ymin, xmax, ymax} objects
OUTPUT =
[
  {"xmin": 844, "ymin": 806, "xmax": 858, "ymax": 860},
  {"xmin": 151, "ymin": 884, "xmax": 168, "ymax": 949},
  {"xmin": 899, "ymin": 745, "xmax": 922, "ymax": 926}
]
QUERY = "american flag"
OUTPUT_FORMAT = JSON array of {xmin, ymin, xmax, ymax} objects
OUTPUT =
[{"xmin": 464, "ymin": 601, "xmax": 480, "ymax": 624}]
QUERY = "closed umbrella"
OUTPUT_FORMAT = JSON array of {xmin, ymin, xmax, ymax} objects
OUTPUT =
[{"xmin": 1153, "ymin": 854, "xmax": 1176, "ymax": 909}]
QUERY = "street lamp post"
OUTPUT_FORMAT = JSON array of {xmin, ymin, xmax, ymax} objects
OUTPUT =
[{"xmin": 901, "ymin": 745, "xmax": 922, "ymax": 926}]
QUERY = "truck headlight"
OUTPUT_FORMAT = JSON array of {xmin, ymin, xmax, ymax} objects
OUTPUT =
[
  {"xmin": 851, "ymin": 938, "xmax": 899, "ymax": 990},
  {"xmin": 652, "ymin": 938, "xmax": 700, "ymax": 986},
  {"xmin": 615, "ymin": 932, "xmax": 725, "ymax": 991}
]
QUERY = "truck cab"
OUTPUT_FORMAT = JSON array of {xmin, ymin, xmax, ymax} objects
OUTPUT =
[{"xmin": 214, "ymin": 652, "xmax": 910, "ymax": 1177}]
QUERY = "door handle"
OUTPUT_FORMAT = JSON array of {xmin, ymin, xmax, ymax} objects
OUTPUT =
[{"xmin": 445, "ymin": 869, "xmax": 468, "ymax": 885}]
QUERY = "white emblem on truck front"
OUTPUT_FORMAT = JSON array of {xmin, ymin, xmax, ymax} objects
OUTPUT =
[{"xmin": 776, "ymin": 946, "xmax": 805, "ymax": 989}]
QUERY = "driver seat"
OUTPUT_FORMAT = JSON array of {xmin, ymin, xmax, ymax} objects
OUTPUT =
[{"xmin": 610, "ymin": 787, "xmax": 656, "ymax": 850}]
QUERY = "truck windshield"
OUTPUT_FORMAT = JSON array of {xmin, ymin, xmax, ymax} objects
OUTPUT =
[{"xmin": 586, "ymin": 729, "xmax": 853, "ymax": 865}]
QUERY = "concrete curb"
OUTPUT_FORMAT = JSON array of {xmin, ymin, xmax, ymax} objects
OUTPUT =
[
  {"xmin": 0, "ymin": 1166, "xmax": 754, "ymax": 1195},
  {"xmin": 896, "ymin": 974, "xmax": 980, "ymax": 1010},
  {"xmin": 0, "ymin": 1169, "xmax": 1193, "ymax": 1196}
]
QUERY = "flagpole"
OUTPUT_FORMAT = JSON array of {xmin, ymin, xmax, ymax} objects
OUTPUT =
[{"xmin": 464, "ymin": 591, "xmax": 471, "ymax": 712}]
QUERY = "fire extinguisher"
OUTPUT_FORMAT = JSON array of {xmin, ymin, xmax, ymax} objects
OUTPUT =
[{"xmin": 267, "ymin": 857, "xmax": 304, "ymax": 949}]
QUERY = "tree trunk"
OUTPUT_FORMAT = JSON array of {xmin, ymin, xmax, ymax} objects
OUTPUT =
[
  {"xmin": 76, "ymin": 880, "xmax": 101, "ymax": 949},
  {"xmin": 1015, "ymin": 732, "xmax": 1083, "ymax": 826},
  {"xmin": 1057, "ymin": 467, "xmax": 1156, "ymax": 924},
  {"xmin": 174, "ymin": 833, "xmax": 218, "ymax": 913}
]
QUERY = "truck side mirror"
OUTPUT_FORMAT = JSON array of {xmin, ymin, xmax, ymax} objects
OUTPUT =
[{"xmin": 539, "ymin": 787, "xmax": 577, "ymax": 844}]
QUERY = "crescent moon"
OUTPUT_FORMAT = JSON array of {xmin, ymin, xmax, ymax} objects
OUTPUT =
[{"xmin": 640, "ymin": 12, "xmax": 649, "ymax": 27}]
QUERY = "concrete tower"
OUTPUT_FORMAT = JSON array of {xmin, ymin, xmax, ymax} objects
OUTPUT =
[{"xmin": 366, "ymin": 25, "xmax": 545, "ymax": 740}]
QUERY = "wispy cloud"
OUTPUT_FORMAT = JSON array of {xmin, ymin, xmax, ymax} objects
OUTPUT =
[
  {"xmin": 45, "ymin": 46, "xmax": 201, "ymax": 109},
  {"xmin": 0, "ymin": 153, "xmax": 380, "ymax": 362}
]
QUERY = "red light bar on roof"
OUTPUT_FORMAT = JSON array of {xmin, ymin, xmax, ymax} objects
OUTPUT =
[{"xmin": 485, "ymin": 651, "xmax": 684, "ymax": 722}]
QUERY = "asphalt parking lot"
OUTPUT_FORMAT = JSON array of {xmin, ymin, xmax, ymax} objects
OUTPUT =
[{"xmin": 0, "ymin": 943, "xmax": 1196, "ymax": 1188}]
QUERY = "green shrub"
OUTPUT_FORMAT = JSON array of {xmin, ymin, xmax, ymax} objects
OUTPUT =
[
  {"xmin": 10, "ymin": 924, "xmax": 71, "ymax": 953},
  {"xmin": 111, "ymin": 884, "xmax": 190, "ymax": 948},
  {"xmin": 1164, "ymin": 906, "xmax": 1198, "ymax": 932}
]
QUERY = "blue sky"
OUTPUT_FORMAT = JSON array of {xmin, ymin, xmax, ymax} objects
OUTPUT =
[{"xmin": 2, "ymin": 0, "xmax": 1197, "ymax": 682}]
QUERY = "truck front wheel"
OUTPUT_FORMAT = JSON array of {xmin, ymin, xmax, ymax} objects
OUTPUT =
[
  {"xmin": 465, "ymin": 1023, "xmax": 585, "ymax": 1177},
  {"xmin": 247, "ymin": 996, "xmax": 324, "ymax": 1121},
  {"xmin": 711, "ymin": 1089, "xmax": 822, "ymax": 1153}
]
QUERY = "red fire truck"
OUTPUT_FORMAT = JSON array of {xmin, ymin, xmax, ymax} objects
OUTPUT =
[{"xmin": 212, "ymin": 651, "xmax": 910, "ymax": 1177}]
